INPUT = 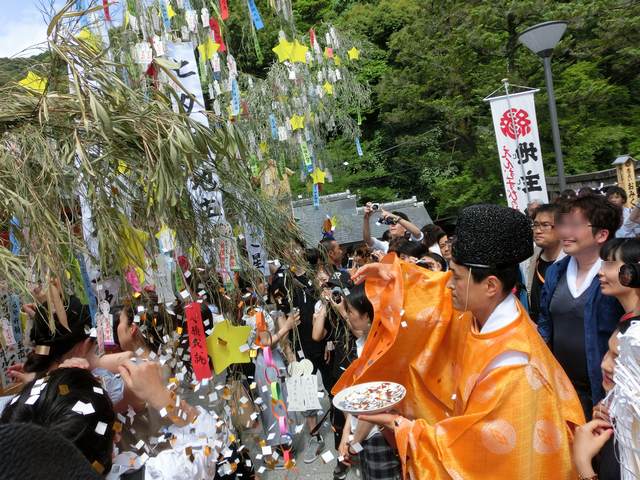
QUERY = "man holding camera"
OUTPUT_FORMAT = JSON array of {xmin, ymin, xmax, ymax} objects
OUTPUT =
[
  {"xmin": 538, "ymin": 194, "xmax": 623, "ymax": 418},
  {"xmin": 362, "ymin": 202, "xmax": 423, "ymax": 254}
]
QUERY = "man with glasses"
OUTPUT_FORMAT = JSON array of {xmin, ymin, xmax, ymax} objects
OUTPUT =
[
  {"xmin": 526, "ymin": 204, "xmax": 565, "ymax": 323},
  {"xmin": 538, "ymin": 194, "xmax": 623, "ymax": 418}
]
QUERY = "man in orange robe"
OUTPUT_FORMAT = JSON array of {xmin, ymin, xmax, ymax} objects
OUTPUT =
[
  {"xmin": 337, "ymin": 205, "xmax": 584, "ymax": 479},
  {"xmin": 332, "ymin": 254, "xmax": 468, "ymax": 425}
]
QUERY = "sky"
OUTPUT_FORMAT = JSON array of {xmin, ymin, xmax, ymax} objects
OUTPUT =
[
  {"xmin": 0, "ymin": 1, "xmax": 63, "ymax": 57},
  {"xmin": 0, "ymin": 1, "xmax": 124, "ymax": 58}
]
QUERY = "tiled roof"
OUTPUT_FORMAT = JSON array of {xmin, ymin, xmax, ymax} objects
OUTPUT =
[
  {"xmin": 612, "ymin": 155, "xmax": 636, "ymax": 165},
  {"xmin": 292, "ymin": 190, "xmax": 433, "ymax": 246}
]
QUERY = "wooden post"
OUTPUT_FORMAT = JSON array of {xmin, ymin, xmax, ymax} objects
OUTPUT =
[{"xmin": 613, "ymin": 156, "xmax": 638, "ymax": 207}]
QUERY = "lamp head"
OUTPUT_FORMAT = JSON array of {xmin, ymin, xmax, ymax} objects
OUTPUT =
[{"xmin": 518, "ymin": 21, "xmax": 568, "ymax": 58}]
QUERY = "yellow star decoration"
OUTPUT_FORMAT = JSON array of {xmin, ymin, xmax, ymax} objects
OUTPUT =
[
  {"xmin": 348, "ymin": 47, "xmax": 360, "ymax": 60},
  {"xmin": 323, "ymin": 81, "xmax": 334, "ymax": 95},
  {"xmin": 166, "ymin": 2, "xmax": 176, "ymax": 18},
  {"xmin": 310, "ymin": 167, "xmax": 326, "ymax": 184},
  {"xmin": 77, "ymin": 27, "xmax": 101, "ymax": 52},
  {"xmin": 272, "ymin": 37, "xmax": 293, "ymax": 63},
  {"xmin": 206, "ymin": 321, "xmax": 252, "ymax": 374},
  {"xmin": 334, "ymin": 55, "xmax": 342, "ymax": 66},
  {"xmin": 290, "ymin": 114, "xmax": 305, "ymax": 130},
  {"xmin": 18, "ymin": 71, "xmax": 47, "ymax": 94},
  {"xmin": 198, "ymin": 36, "xmax": 220, "ymax": 60},
  {"xmin": 259, "ymin": 141, "xmax": 269, "ymax": 153},
  {"xmin": 289, "ymin": 39, "xmax": 309, "ymax": 63}
]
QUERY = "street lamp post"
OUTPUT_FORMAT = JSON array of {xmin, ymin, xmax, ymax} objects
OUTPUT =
[{"xmin": 518, "ymin": 21, "xmax": 568, "ymax": 192}]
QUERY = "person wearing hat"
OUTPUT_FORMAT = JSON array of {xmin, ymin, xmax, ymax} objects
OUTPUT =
[{"xmin": 349, "ymin": 204, "xmax": 584, "ymax": 479}]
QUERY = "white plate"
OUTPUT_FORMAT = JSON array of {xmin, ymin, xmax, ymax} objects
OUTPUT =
[{"xmin": 333, "ymin": 381, "xmax": 406, "ymax": 415}]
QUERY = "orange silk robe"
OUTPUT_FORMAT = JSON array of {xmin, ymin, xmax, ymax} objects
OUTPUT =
[
  {"xmin": 332, "ymin": 254, "xmax": 469, "ymax": 423},
  {"xmin": 333, "ymin": 255, "xmax": 584, "ymax": 479},
  {"xmin": 395, "ymin": 303, "xmax": 585, "ymax": 479}
]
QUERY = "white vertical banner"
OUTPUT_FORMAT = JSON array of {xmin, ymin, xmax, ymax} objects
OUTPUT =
[
  {"xmin": 486, "ymin": 90, "xmax": 549, "ymax": 212},
  {"xmin": 243, "ymin": 221, "xmax": 270, "ymax": 277},
  {"xmin": 166, "ymin": 42, "xmax": 226, "ymax": 230},
  {"xmin": 166, "ymin": 41, "xmax": 208, "ymax": 127}
]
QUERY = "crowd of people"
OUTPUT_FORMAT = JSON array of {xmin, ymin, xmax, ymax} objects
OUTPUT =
[{"xmin": 2, "ymin": 183, "xmax": 640, "ymax": 480}]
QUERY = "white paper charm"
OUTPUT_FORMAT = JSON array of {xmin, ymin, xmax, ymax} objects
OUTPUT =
[
  {"xmin": 95, "ymin": 301, "xmax": 115, "ymax": 356},
  {"xmin": 133, "ymin": 42, "xmax": 153, "ymax": 65},
  {"xmin": 152, "ymin": 35, "xmax": 165, "ymax": 57},
  {"xmin": 200, "ymin": 8, "xmax": 209, "ymax": 28},
  {"xmin": 212, "ymin": 53, "xmax": 221, "ymax": 73},
  {"xmin": 227, "ymin": 54, "xmax": 238, "ymax": 78},
  {"xmin": 185, "ymin": 10, "xmax": 198, "ymax": 32}
]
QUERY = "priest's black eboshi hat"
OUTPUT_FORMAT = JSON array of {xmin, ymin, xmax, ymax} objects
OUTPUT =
[{"xmin": 452, "ymin": 204, "xmax": 533, "ymax": 268}]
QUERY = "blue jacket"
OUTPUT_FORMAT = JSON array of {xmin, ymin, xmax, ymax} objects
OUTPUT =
[{"xmin": 538, "ymin": 256, "xmax": 623, "ymax": 404}]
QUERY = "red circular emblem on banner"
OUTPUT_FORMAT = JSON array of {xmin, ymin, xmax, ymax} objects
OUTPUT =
[{"xmin": 499, "ymin": 108, "xmax": 532, "ymax": 139}]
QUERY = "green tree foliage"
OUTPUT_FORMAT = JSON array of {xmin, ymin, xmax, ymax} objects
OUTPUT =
[
  {"xmin": 0, "ymin": 53, "xmax": 49, "ymax": 87},
  {"xmin": 3, "ymin": 0, "xmax": 639, "ymax": 220},
  {"xmin": 323, "ymin": 0, "xmax": 640, "ymax": 217}
]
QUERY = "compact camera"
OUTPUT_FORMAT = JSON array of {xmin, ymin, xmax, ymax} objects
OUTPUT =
[
  {"xmin": 379, "ymin": 216, "xmax": 398, "ymax": 226},
  {"xmin": 331, "ymin": 286, "xmax": 343, "ymax": 304}
]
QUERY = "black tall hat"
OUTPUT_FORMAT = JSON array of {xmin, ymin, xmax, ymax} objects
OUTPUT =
[{"xmin": 452, "ymin": 204, "xmax": 533, "ymax": 268}]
